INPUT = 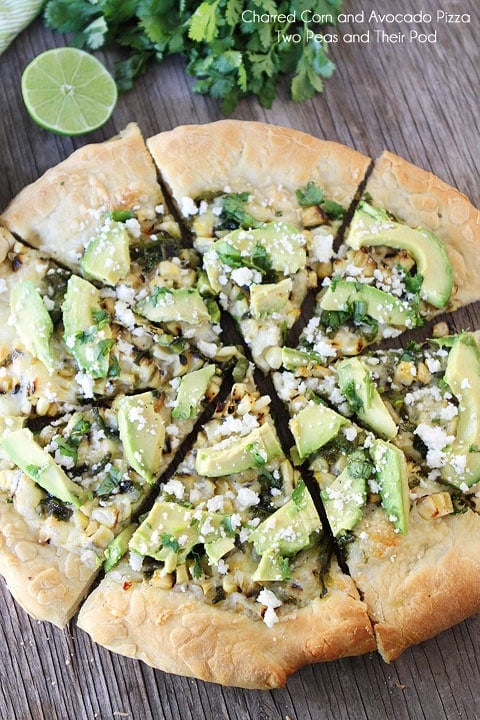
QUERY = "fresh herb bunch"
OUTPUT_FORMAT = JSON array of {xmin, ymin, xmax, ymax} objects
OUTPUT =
[{"xmin": 43, "ymin": 0, "xmax": 343, "ymax": 113}]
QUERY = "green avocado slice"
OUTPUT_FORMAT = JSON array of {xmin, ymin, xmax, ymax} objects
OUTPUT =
[
  {"xmin": 1, "ymin": 428, "xmax": 86, "ymax": 507},
  {"xmin": 346, "ymin": 201, "xmax": 453, "ymax": 309},
  {"xmin": 337, "ymin": 356, "xmax": 397, "ymax": 439},
  {"xmin": 10, "ymin": 280, "xmax": 54, "ymax": 372},
  {"xmin": 320, "ymin": 280, "xmax": 417, "ymax": 327},
  {"xmin": 441, "ymin": 333, "xmax": 480, "ymax": 488}
]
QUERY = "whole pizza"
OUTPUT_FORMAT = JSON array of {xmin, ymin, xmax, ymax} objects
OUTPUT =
[{"xmin": 0, "ymin": 120, "xmax": 479, "ymax": 689}]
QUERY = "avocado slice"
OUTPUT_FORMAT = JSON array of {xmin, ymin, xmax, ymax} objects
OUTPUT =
[
  {"xmin": 319, "ymin": 449, "xmax": 369, "ymax": 537},
  {"xmin": 320, "ymin": 280, "xmax": 417, "ymax": 327},
  {"xmin": 204, "ymin": 221, "xmax": 307, "ymax": 292},
  {"xmin": 136, "ymin": 287, "xmax": 210, "ymax": 324},
  {"xmin": 1, "ymin": 427, "xmax": 86, "ymax": 507},
  {"xmin": 0, "ymin": 416, "xmax": 27, "ymax": 462},
  {"xmin": 289, "ymin": 402, "xmax": 348, "ymax": 460},
  {"xmin": 103, "ymin": 524, "xmax": 136, "ymax": 572},
  {"xmin": 117, "ymin": 392, "xmax": 166, "ymax": 483},
  {"xmin": 280, "ymin": 347, "xmax": 324, "ymax": 370},
  {"xmin": 62, "ymin": 275, "xmax": 113, "ymax": 379},
  {"xmin": 172, "ymin": 364, "xmax": 216, "ymax": 420},
  {"xmin": 249, "ymin": 479, "xmax": 321, "ymax": 581},
  {"xmin": 10, "ymin": 280, "xmax": 54, "ymax": 372},
  {"xmin": 346, "ymin": 201, "xmax": 453, "ymax": 309},
  {"xmin": 81, "ymin": 221, "xmax": 131, "ymax": 286},
  {"xmin": 337, "ymin": 357, "xmax": 397, "ymax": 439},
  {"xmin": 370, "ymin": 439, "xmax": 409, "ymax": 534},
  {"xmin": 250, "ymin": 277, "xmax": 293, "ymax": 318},
  {"xmin": 441, "ymin": 334, "xmax": 480, "ymax": 488},
  {"xmin": 129, "ymin": 501, "xmax": 235, "ymax": 572},
  {"xmin": 195, "ymin": 422, "xmax": 282, "ymax": 477}
]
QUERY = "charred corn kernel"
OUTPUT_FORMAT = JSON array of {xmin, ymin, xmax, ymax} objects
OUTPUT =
[
  {"xmin": 393, "ymin": 361, "xmax": 417, "ymax": 386},
  {"xmin": 222, "ymin": 574, "xmax": 238, "ymax": 594},
  {"xmin": 175, "ymin": 564, "xmax": 189, "ymax": 585},
  {"xmin": 316, "ymin": 260, "xmax": 333, "ymax": 279},
  {"xmin": 416, "ymin": 361, "xmax": 431, "ymax": 385},
  {"xmin": 301, "ymin": 205, "xmax": 326, "ymax": 228},
  {"xmin": 159, "ymin": 219, "xmax": 181, "ymax": 238},
  {"xmin": 433, "ymin": 321, "xmax": 450, "ymax": 338},
  {"xmin": 151, "ymin": 570, "xmax": 174, "ymax": 589},
  {"xmin": 192, "ymin": 210, "xmax": 215, "ymax": 237},
  {"xmin": 416, "ymin": 492, "xmax": 454, "ymax": 520},
  {"xmin": 91, "ymin": 505, "xmax": 118, "ymax": 529}
]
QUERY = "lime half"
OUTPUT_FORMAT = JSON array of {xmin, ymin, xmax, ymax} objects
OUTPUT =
[{"xmin": 21, "ymin": 47, "xmax": 118, "ymax": 136}]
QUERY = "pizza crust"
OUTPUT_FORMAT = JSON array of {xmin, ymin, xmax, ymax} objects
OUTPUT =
[
  {"xmin": 0, "ymin": 499, "xmax": 96, "ymax": 628},
  {"xmin": 346, "ymin": 504, "xmax": 480, "ymax": 661},
  {"xmin": 0, "ymin": 123, "xmax": 164, "ymax": 271},
  {"xmin": 366, "ymin": 151, "xmax": 480, "ymax": 310},
  {"xmin": 147, "ymin": 120, "xmax": 371, "ymax": 212},
  {"xmin": 77, "ymin": 557, "xmax": 375, "ymax": 690}
]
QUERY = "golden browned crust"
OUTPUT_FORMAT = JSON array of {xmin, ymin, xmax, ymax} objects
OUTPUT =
[
  {"xmin": 78, "ymin": 557, "xmax": 375, "ymax": 689},
  {"xmin": 0, "ymin": 124, "xmax": 163, "ymax": 271},
  {"xmin": 366, "ymin": 150, "xmax": 480, "ymax": 310},
  {"xmin": 346, "ymin": 504, "xmax": 480, "ymax": 662},
  {"xmin": 0, "ymin": 500, "xmax": 96, "ymax": 628},
  {"xmin": 147, "ymin": 120, "xmax": 371, "ymax": 212}
]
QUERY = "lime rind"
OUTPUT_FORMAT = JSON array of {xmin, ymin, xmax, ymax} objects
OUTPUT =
[{"xmin": 21, "ymin": 47, "xmax": 118, "ymax": 136}]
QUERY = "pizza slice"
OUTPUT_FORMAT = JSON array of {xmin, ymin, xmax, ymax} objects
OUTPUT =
[
  {"xmin": 272, "ymin": 331, "xmax": 480, "ymax": 660},
  {"xmin": 288, "ymin": 152, "xmax": 480, "ymax": 364},
  {"xmin": 0, "ymin": 352, "xmax": 224, "ymax": 627},
  {"xmin": 146, "ymin": 120, "xmax": 371, "ymax": 371},
  {"xmin": 77, "ymin": 367, "xmax": 375, "ymax": 689},
  {"xmin": 0, "ymin": 123, "xmax": 173, "ymax": 273},
  {"xmin": 0, "ymin": 227, "xmax": 235, "ymax": 418}
]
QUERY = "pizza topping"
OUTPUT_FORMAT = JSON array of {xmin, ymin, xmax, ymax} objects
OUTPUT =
[
  {"xmin": 249, "ymin": 480, "xmax": 321, "ymax": 581},
  {"xmin": 195, "ymin": 422, "xmax": 283, "ymax": 477},
  {"xmin": 172, "ymin": 365, "xmax": 216, "ymax": 420},
  {"xmin": 370, "ymin": 440, "xmax": 409, "ymax": 534},
  {"xmin": 290, "ymin": 402, "xmax": 348, "ymax": 460},
  {"xmin": 81, "ymin": 219, "xmax": 131, "ymax": 286},
  {"xmin": 337, "ymin": 357, "xmax": 397, "ymax": 440},
  {"xmin": 346, "ymin": 201, "xmax": 453, "ymax": 309},
  {"xmin": 256, "ymin": 588, "xmax": 282, "ymax": 628},
  {"xmin": 320, "ymin": 449, "xmax": 369, "ymax": 537},
  {"xmin": 9, "ymin": 280, "xmax": 55, "ymax": 373},
  {"xmin": 440, "ymin": 334, "xmax": 480, "ymax": 489},
  {"xmin": 62, "ymin": 275, "xmax": 115, "ymax": 379},
  {"xmin": 117, "ymin": 393, "xmax": 166, "ymax": 483},
  {"xmin": 135, "ymin": 287, "xmax": 211, "ymax": 325},
  {"xmin": 1, "ymin": 427, "xmax": 87, "ymax": 507}
]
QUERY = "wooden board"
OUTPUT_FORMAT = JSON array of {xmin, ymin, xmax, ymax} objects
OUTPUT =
[{"xmin": 0, "ymin": 5, "xmax": 479, "ymax": 719}]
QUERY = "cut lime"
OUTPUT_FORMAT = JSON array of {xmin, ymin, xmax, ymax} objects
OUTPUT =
[{"xmin": 21, "ymin": 47, "xmax": 118, "ymax": 136}]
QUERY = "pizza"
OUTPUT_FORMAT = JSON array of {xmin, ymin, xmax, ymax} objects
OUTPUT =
[{"xmin": 0, "ymin": 120, "xmax": 479, "ymax": 688}]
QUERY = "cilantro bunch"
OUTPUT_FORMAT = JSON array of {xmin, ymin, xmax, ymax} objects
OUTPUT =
[{"xmin": 43, "ymin": 0, "xmax": 343, "ymax": 113}]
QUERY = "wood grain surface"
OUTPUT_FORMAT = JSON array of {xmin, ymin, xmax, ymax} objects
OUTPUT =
[{"xmin": 0, "ymin": 3, "xmax": 479, "ymax": 719}]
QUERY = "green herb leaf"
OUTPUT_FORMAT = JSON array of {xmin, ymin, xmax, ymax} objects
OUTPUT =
[
  {"xmin": 296, "ymin": 182, "xmax": 324, "ymax": 207},
  {"xmin": 220, "ymin": 193, "xmax": 263, "ymax": 229},
  {"xmin": 161, "ymin": 533, "xmax": 180, "ymax": 552},
  {"xmin": 44, "ymin": 0, "xmax": 343, "ymax": 111}
]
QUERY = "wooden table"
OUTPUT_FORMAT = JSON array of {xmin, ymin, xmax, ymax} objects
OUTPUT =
[{"xmin": 1, "ymin": 4, "xmax": 479, "ymax": 719}]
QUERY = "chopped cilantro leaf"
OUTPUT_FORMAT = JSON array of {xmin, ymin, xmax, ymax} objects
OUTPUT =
[
  {"xmin": 296, "ymin": 182, "xmax": 324, "ymax": 207},
  {"xmin": 92, "ymin": 309, "xmax": 110, "ymax": 328},
  {"xmin": 342, "ymin": 380, "xmax": 364, "ymax": 413},
  {"xmin": 220, "ymin": 193, "xmax": 263, "ymax": 229},
  {"xmin": 161, "ymin": 533, "xmax": 180, "ymax": 552},
  {"xmin": 110, "ymin": 210, "xmax": 135, "ymax": 222}
]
